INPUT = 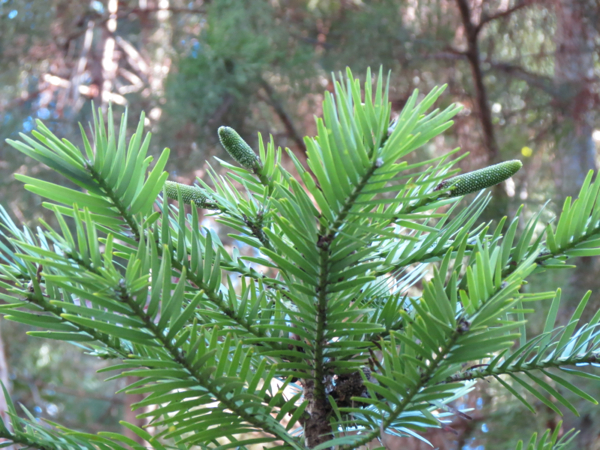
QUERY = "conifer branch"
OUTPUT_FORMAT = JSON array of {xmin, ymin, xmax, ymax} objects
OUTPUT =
[
  {"xmin": 308, "ymin": 160, "xmax": 382, "ymax": 446},
  {"xmin": 169, "ymin": 256, "xmax": 285, "ymax": 346},
  {"xmin": 21, "ymin": 287, "xmax": 130, "ymax": 358},
  {"xmin": 0, "ymin": 428, "xmax": 52, "ymax": 450},
  {"xmin": 344, "ymin": 323, "xmax": 465, "ymax": 449},
  {"xmin": 444, "ymin": 353, "xmax": 600, "ymax": 384},
  {"xmin": 84, "ymin": 161, "xmax": 283, "ymax": 343},
  {"xmin": 3, "ymin": 266, "xmax": 129, "ymax": 358},
  {"xmin": 163, "ymin": 180, "xmax": 274, "ymax": 251},
  {"xmin": 86, "ymin": 163, "xmax": 141, "ymax": 238},
  {"xmin": 62, "ymin": 248, "xmax": 301, "ymax": 430},
  {"xmin": 111, "ymin": 283, "xmax": 294, "ymax": 442}
]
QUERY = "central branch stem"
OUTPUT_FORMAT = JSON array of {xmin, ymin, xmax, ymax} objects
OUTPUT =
[{"xmin": 304, "ymin": 160, "xmax": 381, "ymax": 449}]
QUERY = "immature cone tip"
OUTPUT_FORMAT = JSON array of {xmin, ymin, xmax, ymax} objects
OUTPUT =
[
  {"xmin": 165, "ymin": 181, "xmax": 211, "ymax": 207},
  {"xmin": 218, "ymin": 126, "xmax": 261, "ymax": 171},
  {"xmin": 439, "ymin": 160, "xmax": 523, "ymax": 197}
]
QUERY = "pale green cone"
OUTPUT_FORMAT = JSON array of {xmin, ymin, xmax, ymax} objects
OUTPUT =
[
  {"xmin": 218, "ymin": 126, "xmax": 261, "ymax": 171},
  {"xmin": 438, "ymin": 160, "xmax": 523, "ymax": 197},
  {"xmin": 165, "ymin": 181, "xmax": 213, "ymax": 208}
]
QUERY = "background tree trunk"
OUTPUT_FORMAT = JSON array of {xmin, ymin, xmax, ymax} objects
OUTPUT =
[
  {"xmin": 553, "ymin": 3, "xmax": 599, "ymax": 447},
  {"xmin": 552, "ymin": 0, "xmax": 597, "ymax": 200}
]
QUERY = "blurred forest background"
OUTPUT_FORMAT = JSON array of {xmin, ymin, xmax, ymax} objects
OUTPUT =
[{"xmin": 0, "ymin": 0, "xmax": 599, "ymax": 449}]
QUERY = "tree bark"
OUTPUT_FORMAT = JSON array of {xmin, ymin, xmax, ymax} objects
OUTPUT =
[{"xmin": 302, "ymin": 379, "xmax": 333, "ymax": 449}]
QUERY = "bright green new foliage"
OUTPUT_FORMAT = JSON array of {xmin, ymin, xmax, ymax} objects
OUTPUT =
[{"xmin": 0, "ymin": 69, "xmax": 599, "ymax": 450}]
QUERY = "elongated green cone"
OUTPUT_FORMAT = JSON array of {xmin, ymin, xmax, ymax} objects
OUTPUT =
[
  {"xmin": 218, "ymin": 126, "xmax": 261, "ymax": 171},
  {"xmin": 438, "ymin": 160, "xmax": 523, "ymax": 197},
  {"xmin": 164, "ymin": 181, "xmax": 215, "ymax": 208}
]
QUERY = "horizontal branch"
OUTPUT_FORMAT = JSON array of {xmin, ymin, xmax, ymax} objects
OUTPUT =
[
  {"xmin": 423, "ymin": 49, "xmax": 559, "ymax": 98},
  {"xmin": 0, "ymin": 428, "xmax": 48, "ymax": 450},
  {"xmin": 128, "ymin": 6, "xmax": 206, "ymax": 15},
  {"xmin": 19, "ymin": 286, "xmax": 129, "ymax": 359},
  {"xmin": 476, "ymin": 1, "xmax": 534, "ymax": 34},
  {"xmin": 444, "ymin": 353, "xmax": 600, "ymax": 383},
  {"xmin": 488, "ymin": 61, "xmax": 558, "ymax": 97}
]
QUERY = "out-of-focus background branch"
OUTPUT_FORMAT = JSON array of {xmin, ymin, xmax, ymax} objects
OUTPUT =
[{"xmin": 0, "ymin": 0, "xmax": 599, "ymax": 448}]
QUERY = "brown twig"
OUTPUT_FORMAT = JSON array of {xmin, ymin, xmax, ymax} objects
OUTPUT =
[
  {"xmin": 129, "ymin": 6, "xmax": 207, "ymax": 15},
  {"xmin": 259, "ymin": 79, "xmax": 306, "ymax": 154},
  {"xmin": 476, "ymin": 1, "xmax": 533, "ymax": 33},
  {"xmin": 454, "ymin": 0, "xmax": 499, "ymax": 161},
  {"xmin": 488, "ymin": 61, "xmax": 558, "ymax": 96},
  {"xmin": 424, "ymin": 49, "xmax": 560, "ymax": 98}
]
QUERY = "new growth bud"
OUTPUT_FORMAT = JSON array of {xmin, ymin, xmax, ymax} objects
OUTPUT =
[
  {"xmin": 218, "ymin": 126, "xmax": 261, "ymax": 171},
  {"xmin": 438, "ymin": 160, "xmax": 522, "ymax": 197},
  {"xmin": 165, "ymin": 181, "xmax": 212, "ymax": 207}
]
